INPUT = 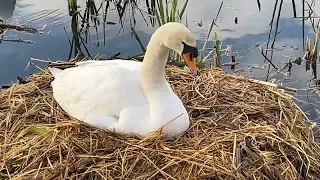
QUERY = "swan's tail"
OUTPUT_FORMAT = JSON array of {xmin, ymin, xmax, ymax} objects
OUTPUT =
[{"xmin": 48, "ymin": 67, "xmax": 63, "ymax": 78}]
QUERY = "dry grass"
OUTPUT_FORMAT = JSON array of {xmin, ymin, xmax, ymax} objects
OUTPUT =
[{"xmin": 1, "ymin": 65, "xmax": 320, "ymax": 180}]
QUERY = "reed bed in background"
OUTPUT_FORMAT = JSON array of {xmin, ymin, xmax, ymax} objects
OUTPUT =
[{"xmin": 1, "ymin": 63, "xmax": 320, "ymax": 179}]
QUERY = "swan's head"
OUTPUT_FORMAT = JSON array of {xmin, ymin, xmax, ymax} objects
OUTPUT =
[{"xmin": 159, "ymin": 22, "xmax": 198, "ymax": 75}]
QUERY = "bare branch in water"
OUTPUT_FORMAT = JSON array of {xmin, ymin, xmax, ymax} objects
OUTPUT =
[
  {"xmin": 0, "ymin": 39, "xmax": 35, "ymax": 44},
  {"xmin": 131, "ymin": 27, "xmax": 146, "ymax": 52},
  {"xmin": 0, "ymin": 23, "xmax": 38, "ymax": 33}
]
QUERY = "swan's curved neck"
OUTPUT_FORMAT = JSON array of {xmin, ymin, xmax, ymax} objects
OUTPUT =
[{"xmin": 141, "ymin": 33, "xmax": 169, "ymax": 90}]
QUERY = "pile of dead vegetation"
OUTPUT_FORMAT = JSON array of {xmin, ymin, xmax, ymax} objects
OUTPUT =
[{"xmin": 1, "ymin": 64, "xmax": 320, "ymax": 180}]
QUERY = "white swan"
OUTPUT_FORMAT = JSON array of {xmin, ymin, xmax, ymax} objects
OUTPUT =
[{"xmin": 49, "ymin": 22, "xmax": 198, "ymax": 137}]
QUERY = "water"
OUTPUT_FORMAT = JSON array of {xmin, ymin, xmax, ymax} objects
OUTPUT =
[{"xmin": 1, "ymin": 0, "xmax": 320, "ymax": 120}]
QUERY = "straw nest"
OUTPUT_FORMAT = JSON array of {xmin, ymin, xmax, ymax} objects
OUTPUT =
[{"xmin": 1, "ymin": 64, "xmax": 320, "ymax": 180}]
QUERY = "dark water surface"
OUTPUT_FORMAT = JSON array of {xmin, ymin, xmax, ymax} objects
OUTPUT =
[{"xmin": 1, "ymin": 0, "xmax": 320, "ymax": 120}]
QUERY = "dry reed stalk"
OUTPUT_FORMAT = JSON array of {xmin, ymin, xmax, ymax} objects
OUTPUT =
[{"xmin": 1, "ymin": 65, "xmax": 320, "ymax": 180}]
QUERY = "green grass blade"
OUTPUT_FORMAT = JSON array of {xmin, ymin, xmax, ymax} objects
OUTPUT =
[
  {"xmin": 131, "ymin": 52, "xmax": 146, "ymax": 59},
  {"xmin": 68, "ymin": 0, "xmax": 77, "ymax": 11},
  {"xmin": 155, "ymin": 8, "xmax": 162, "ymax": 26},
  {"xmin": 201, "ymin": 19, "xmax": 216, "ymax": 59},
  {"xmin": 204, "ymin": 0, "xmax": 223, "ymax": 36},
  {"xmin": 200, "ymin": 1, "xmax": 224, "ymax": 60},
  {"xmin": 28, "ymin": 126, "xmax": 47, "ymax": 135},
  {"xmin": 157, "ymin": 0, "xmax": 166, "ymax": 25},
  {"xmin": 313, "ymin": 28, "xmax": 320, "ymax": 60},
  {"xmin": 215, "ymin": 1, "xmax": 224, "ymax": 22},
  {"xmin": 170, "ymin": 0, "xmax": 178, "ymax": 22},
  {"xmin": 179, "ymin": 0, "xmax": 189, "ymax": 19},
  {"xmin": 176, "ymin": 9, "xmax": 181, "ymax": 22},
  {"xmin": 214, "ymin": 31, "xmax": 221, "ymax": 67},
  {"xmin": 165, "ymin": 0, "xmax": 170, "ymax": 22}
]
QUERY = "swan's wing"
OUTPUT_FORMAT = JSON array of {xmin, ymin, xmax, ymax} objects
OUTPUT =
[
  {"xmin": 75, "ymin": 59, "xmax": 140, "ymax": 70},
  {"xmin": 49, "ymin": 60, "xmax": 140, "ymax": 78},
  {"xmin": 75, "ymin": 60, "xmax": 113, "ymax": 67},
  {"xmin": 50, "ymin": 60, "xmax": 146, "ymax": 121},
  {"xmin": 48, "ymin": 67, "xmax": 63, "ymax": 78}
]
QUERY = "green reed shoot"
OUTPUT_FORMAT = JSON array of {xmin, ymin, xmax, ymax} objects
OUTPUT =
[
  {"xmin": 68, "ymin": 0, "xmax": 81, "ymax": 58},
  {"xmin": 154, "ymin": 0, "xmax": 189, "ymax": 61},
  {"xmin": 197, "ymin": 1, "xmax": 223, "ymax": 68},
  {"xmin": 68, "ymin": 0, "xmax": 78, "ymax": 14},
  {"xmin": 213, "ymin": 32, "xmax": 221, "ymax": 68},
  {"xmin": 154, "ymin": 0, "xmax": 188, "ymax": 25},
  {"xmin": 311, "ymin": 20, "xmax": 320, "ymax": 61}
]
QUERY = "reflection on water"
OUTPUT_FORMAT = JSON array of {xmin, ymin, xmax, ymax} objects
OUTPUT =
[
  {"xmin": 0, "ymin": 0, "xmax": 16, "ymax": 20},
  {"xmin": 0, "ymin": 0, "xmax": 320, "ymax": 120}
]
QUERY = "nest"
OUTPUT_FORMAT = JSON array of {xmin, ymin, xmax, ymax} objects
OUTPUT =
[{"xmin": 1, "ymin": 65, "xmax": 320, "ymax": 180}]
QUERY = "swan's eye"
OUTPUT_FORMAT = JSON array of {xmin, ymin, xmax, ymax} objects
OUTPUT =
[{"xmin": 182, "ymin": 41, "xmax": 198, "ymax": 59}]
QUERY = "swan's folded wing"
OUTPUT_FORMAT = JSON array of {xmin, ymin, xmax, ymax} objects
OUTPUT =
[
  {"xmin": 75, "ymin": 59, "xmax": 141, "ymax": 70},
  {"xmin": 50, "ymin": 61, "xmax": 146, "ymax": 121}
]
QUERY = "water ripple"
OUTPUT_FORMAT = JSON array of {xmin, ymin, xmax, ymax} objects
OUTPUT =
[{"xmin": 13, "ymin": 9, "xmax": 68, "ymax": 27}]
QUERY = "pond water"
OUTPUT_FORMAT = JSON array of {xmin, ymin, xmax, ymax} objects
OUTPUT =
[{"xmin": 1, "ymin": 0, "xmax": 320, "ymax": 121}]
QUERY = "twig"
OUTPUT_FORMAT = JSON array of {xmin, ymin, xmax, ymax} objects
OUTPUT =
[
  {"xmin": 228, "ymin": 74, "xmax": 297, "ymax": 92},
  {"xmin": 0, "ymin": 23, "xmax": 38, "ymax": 33},
  {"xmin": 167, "ymin": 61, "xmax": 186, "ymax": 67},
  {"xmin": 99, "ymin": 52, "xmax": 121, "ymax": 60},
  {"xmin": 292, "ymin": 0, "xmax": 297, "ymax": 17},
  {"xmin": 257, "ymin": 0, "xmax": 261, "ymax": 12},
  {"xmin": 260, "ymin": 47, "xmax": 278, "ymax": 70},
  {"xmin": 48, "ymin": 62, "xmax": 76, "ymax": 67},
  {"xmin": 131, "ymin": 27, "xmax": 146, "ymax": 52},
  {"xmin": 1, "ymin": 85, "xmax": 11, "ymax": 89},
  {"xmin": 64, "ymin": 27, "xmax": 72, "ymax": 47},
  {"xmin": 0, "ymin": 29, "xmax": 8, "ymax": 39},
  {"xmin": 241, "ymin": 142, "xmax": 278, "ymax": 180},
  {"xmin": 222, "ymin": 62, "xmax": 239, "ymax": 66},
  {"xmin": 0, "ymin": 39, "xmax": 35, "ymax": 44},
  {"xmin": 30, "ymin": 58, "xmax": 51, "ymax": 63},
  {"xmin": 110, "ymin": 52, "xmax": 121, "ymax": 59}
]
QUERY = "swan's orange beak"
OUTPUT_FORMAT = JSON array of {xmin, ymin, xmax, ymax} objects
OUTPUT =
[{"xmin": 183, "ymin": 53, "xmax": 198, "ymax": 76}]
